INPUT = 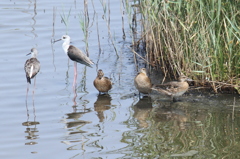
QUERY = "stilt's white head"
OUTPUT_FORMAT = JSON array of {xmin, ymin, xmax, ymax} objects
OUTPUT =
[
  {"xmin": 61, "ymin": 35, "xmax": 71, "ymax": 54},
  {"xmin": 26, "ymin": 48, "xmax": 38, "ymax": 58}
]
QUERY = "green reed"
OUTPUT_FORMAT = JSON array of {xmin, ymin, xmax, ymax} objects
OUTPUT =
[
  {"xmin": 60, "ymin": 6, "xmax": 71, "ymax": 34},
  {"xmin": 137, "ymin": 0, "xmax": 240, "ymax": 92},
  {"xmin": 78, "ymin": 0, "xmax": 90, "ymax": 56},
  {"xmin": 99, "ymin": 0, "xmax": 119, "ymax": 58}
]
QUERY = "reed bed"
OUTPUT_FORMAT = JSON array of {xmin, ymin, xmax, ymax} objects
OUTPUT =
[{"xmin": 134, "ymin": 0, "xmax": 240, "ymax": 93}]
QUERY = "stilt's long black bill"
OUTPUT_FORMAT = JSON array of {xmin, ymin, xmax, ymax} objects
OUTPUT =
[{"xmin": 53, "ymin": 39, "xmax": 61, "ymax": 43}]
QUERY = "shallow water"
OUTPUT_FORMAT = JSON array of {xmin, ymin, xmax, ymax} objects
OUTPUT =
[{"xmin": 0, "ymin": 0, "xmax": 240, "ymax": 159}]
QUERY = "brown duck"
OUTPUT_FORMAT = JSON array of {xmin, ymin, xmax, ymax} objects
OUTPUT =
[
  {"xmin": 134, "ymin": 68, "xmax": 152, "ymax": 95},
  {"xmin": 93, "ymin": 69, "xmax": 112, "ymax": 94},
  {"xmin": 152, "ymin": 75, "xmax": 191, "ymax": 101}
]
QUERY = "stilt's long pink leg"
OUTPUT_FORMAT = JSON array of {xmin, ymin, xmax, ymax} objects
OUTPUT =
[
  {"xmin": 73, "ymin": 62, "xmax": 78, "ymax": 89},
  {"xmin": 33, "ymin": 77, "xmax": 37, "ymax": 101},
  {"xmin": 72, "ymin": 62, "xmax": 78, "ymax": 110},
  {"xmin": 26, "ymin": 83, "xmax": 29, "ymax": 101}
]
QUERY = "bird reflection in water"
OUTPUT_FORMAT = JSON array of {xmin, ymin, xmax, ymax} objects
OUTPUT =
[
  {"xmin": 65, "ymin": 109, "xmax": 91, "ymax": 133},
  {"xmin": 71, "ymin": 67, "xmax": 89, "ymax": 111},
  {"xmin": 133, "ymin": 96, "xmax": 153, "ymax": 128},
  {"xmin": 65, "ymin": 93, "xmax": 92, "ymax": 134},
  {"xmin": 61, "ymin": 109, "xmax": 92, "ymax": 148},
  {"xmin": 94, "ymin": 94, "xmax": 112, "ymax": 122},
  {"xmin": 72, "ymin": 84, "xmax": 78, "ymax": 110},
  {"xmin": 152, "ymin": 102, "xmax": 188, "ymax": 130},
  {"xmin": 22, "ymin": 99, "xmax": 40, "ymax": 146},
  {"xmin": 62, "ymin": 67, "xmax": 93, "ymax": 135}
]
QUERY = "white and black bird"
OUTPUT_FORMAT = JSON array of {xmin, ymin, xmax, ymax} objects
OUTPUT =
[
  {"xmin": 55, "ymin": 35, "xmax": 94, "ymax": 66},
  {"xmin": 24, "ymin": 48, "xmax": 40, "ymax": 84},
  {"xmin": 54, "ymin": 35, "xmax": 94, "ymax": 87}
]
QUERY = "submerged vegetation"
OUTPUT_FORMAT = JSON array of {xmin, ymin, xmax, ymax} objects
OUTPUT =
[{"xmin": 133, "ymin": 0, "xmax": 240, "ymax": 93}]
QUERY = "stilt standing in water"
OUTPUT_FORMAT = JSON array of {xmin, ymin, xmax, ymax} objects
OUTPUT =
[
  {"xmin": 24, "ymin": 48, "xmax": 40, "ymax": 97},
  {"xmin": 54, "ymin": 35, "xmax": 94, "ymax": 88},
  {"xmin": 93, "ymin": 69, "xmax": 112, "ymax": 94},
  {"xmin": 134, "ymin": 68, "xmax": 152, "ymax": 98}
]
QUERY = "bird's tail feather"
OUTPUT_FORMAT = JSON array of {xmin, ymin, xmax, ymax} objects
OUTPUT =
[
  {"xmin": 151, "ymin": 87, "xmax": 172, "ymax": 96},
  {"xmin": 27, "ymin": 77, "xmax": 31, "ymax": 84}
]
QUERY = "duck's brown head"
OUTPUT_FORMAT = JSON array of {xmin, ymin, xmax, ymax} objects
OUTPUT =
[
  {"xmin": 178, "ymin": 75, "xmax": 192, "ymax": 82},
  {"xmin": 97, "ymin": 69, "xmax": 104, "ymax": 79},
  {"xmin": 140, "ymin": 68, "xmax": 147, "ymax": 75}
]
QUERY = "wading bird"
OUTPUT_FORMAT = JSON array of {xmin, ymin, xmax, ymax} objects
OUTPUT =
[
  {"xmin": 24, "ymin": 48, "xmax": 40, "ymax": 96},
  {"xmin": 54, "ymin": 35, "xmax": 94, "ymax": 88}
]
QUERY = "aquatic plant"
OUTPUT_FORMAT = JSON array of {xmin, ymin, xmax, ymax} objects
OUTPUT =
[
  {"xmin": 99, "ymin": 0, "xmax": 119, "ymax": 58},
  {"xmin": 60, "ymin": 6, "xmax": 72, "ymax": 34},
  {"xmin": 78, "ymin": 5, "xmax": 90, "ymax": 56},
  {"xmin": 133, "ymin": 0, "xmax": 240, "ymax": 93}
]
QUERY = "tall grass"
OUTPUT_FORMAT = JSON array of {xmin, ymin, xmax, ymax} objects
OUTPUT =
[
  {"xmin": 137, "ymin": 0, "xmax": 240, "ymax": 93},
  {"xmin": 79, "ymin": 0, "xmax": 90, "ymax": 57},
  {"xmin": 60, "ymin": 6, "xmax": 71, "ymax": 34},
  {"xmin": 99, "ymin": 0, "xmax": 119, "ymax": 58}
]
